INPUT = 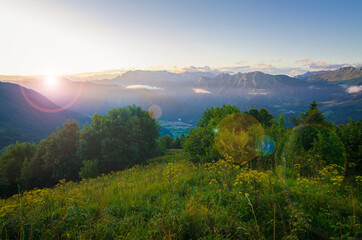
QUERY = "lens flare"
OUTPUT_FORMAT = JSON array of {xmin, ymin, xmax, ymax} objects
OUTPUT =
[
  {"xmin": 255, "ymin": 135, "xmax": 276, "ymax": 157},
  {"xmin": 19, "ymin": 79, "xmax": 83, "ymax": 113},
  {"xmin": 214, "ymin": 113, "xmax": 264, "ymax": 163},
  {"xmin": 276, "ymin": 123, "xmax": 347, "ymax": 238},
  {"xmin": 45, "ymin": 75, "xmax": 58, "ymax": 88},
  {"xmin": 148, "ymin": 105, "xmax": 162, "ymax": 119}
]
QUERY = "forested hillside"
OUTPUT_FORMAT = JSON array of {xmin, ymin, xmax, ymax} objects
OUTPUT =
[
  {"xmin": 0, "ymin": 103, "xmax": 361, "ymax": 239},
  {"xmin": 0, "ymin": 82, "xmax": 87, "ymax": 149}
]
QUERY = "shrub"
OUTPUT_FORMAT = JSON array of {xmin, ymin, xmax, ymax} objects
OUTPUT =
[{"xmin": 79, "ymin": 159, "xmax": 99, "ymax": 179}]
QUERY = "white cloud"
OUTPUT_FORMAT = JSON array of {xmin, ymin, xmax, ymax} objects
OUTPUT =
[
  {"xmin": 248, "ymin": 89, "xmax": 270, "ymax": 95},
  {"xmin": 177, "ymin": 65, "xmax": 221, "ymax": 75},
  {"xmin": 294, "ymin": 58, "xmax": 358, "ymax": 71},
  {"xmin": 126, "ymin": 85, "xmax": 163, "ymax": 90},
  {"xmin": 235, "ymin": 60, "xmax": 248, "ymax": 65},
  {"xmin": 346, "ymin": 85, "xmax": 362, "ymax": 94},
  {"xmin": 193, "ymin": 88, "xmax": 211, "ymax": 94}
]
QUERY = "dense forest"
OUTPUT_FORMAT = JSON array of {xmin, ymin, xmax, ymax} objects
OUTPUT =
[
  {"xmin": 0, "ymin": 102, "xmax": 361, "ymax": 239},
  {"xmin": 0, "ymin": 105, "xmax": 173, "ymax": 197}
]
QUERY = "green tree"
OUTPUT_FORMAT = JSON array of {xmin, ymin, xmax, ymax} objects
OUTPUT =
[
  {"xmin": 159, "ymin": 135, "xmax": 174, "ymax": 149},
  {"xmin": 265, "ymin": 114, "xmax": 288, "ymax": 168},
  {"xmin": 311, "ymin": 126, "xmax": 345, "ymax": 167},
  {"xmin": 290, "ymin": 100, "xmax": 327, "ymax": 126},
  {"xmin": 50, "ymin": 120, "xmax": 81, "ymax": 181},
  {"xmin": 172, "ymin": 137, "xmax": 182, "ymax": 149},
  {"xmin": 21, "ymin": 120, "xmax": 81, "ymax": 188},
  {"xmin": 290, "ymin": 101, "xmax": 329, "ymax": 152},
  {"xmin": 180, "ymin": 134, "xmax": 186, "ymax": 147},
  {"xmin": 0, "ymin": 142, "xmax": 36, "ymax": 195},
  {"xmin": 183, "ymin": 105, "xmax": 240, "ymax": 163},
  {"xmin": 246, "ymin": 107, "xmax": 274, "ymax": 127},
  {"xmin": 336, "ymin": 119, "xmax": 362, "ymax": 176},
  {"xmin": 79, "ymin": 159, "xmax": 99, "ymax": 179},
  {"xmin": 78, "ymin": 105, "xmax": 160, "ymax": 173}
]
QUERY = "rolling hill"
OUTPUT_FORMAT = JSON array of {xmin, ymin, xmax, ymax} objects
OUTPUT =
[
  {"xmin": 1, "ymin": 66, "xmax": 361, "ymax": 134},
  {"xmin": 0, "ymin": 150, "xmax": 359, "ymax": 239},
  {"xmin": 13, "ymin": 77, "xmax": 203, "ymax": 122},
  {"xmin": 298, "ymin": 66, "xmax": 362, "ymax": 85},
  {"xmin": 0, "ymin": 82, "xmax": 87, "ymax": 149}
]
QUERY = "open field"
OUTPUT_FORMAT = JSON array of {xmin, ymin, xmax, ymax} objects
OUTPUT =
[{"xmin": 0, "ymin": 149, "xmax": 360, "ymax": 239}]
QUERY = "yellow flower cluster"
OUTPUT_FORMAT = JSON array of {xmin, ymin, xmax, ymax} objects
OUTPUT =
[
  {"xmin": 0, "ymin": 203, "xmax": 17, "ymax": 218},
  {"xmin": 296, "ymin": 177, "xmax": 319, "ymax": 189},
  {"xmin": 318, "ymin": 164, "xmax": 344, "ymax": 187},
  {"xmin": 209, "ymin": 178, "xmax": 218, "ymax": 185},
  {"xmin": 330, "ymin": 176, "xmax": 344, "ymax": 187},
  {"xmin": 162, "ymin": 161, "xmax": 193, "ymax": 185},
  {"xmin": 234, "ymin": 168, "xmax": 272, "ymax": 186},
  {"xmin": 204, "ymin": 156, "xmax": 242, "ymax": 176},
  {"xmin": 356, "ymin": 176, "xmax": 362, "ymax": 183}
]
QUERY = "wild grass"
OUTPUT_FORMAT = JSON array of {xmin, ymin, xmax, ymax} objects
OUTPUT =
[{"xmin": 0, "ymin": 149, "xmax": 360, "ymax": 239}]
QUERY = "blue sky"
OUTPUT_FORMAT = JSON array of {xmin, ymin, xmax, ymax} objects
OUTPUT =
[{"xmin": 0, "ymin": 0, "xmax": 361, "ymax": 75}]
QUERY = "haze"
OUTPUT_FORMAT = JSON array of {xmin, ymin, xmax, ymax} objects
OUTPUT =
[{"xmin": 1, "ymin": 0, "xmax": 361, "ymax": 76}]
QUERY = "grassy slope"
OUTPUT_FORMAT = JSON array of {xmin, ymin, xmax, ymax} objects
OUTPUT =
[{"xmin": 0, "ymin": 150, "xmax": 360, "ymax": 239}]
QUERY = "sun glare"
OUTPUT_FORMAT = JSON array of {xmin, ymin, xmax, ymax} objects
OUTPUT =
[{"xmin": 45, "ymin": 75, "xmax": 58, "ymax": 88}]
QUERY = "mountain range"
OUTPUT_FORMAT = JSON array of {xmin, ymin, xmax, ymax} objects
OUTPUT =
[
  {"xmin": 296, "ymin": 67, "xmax": 362, "ymax": 85},
  {"xmin": 90, "ymin": 67, "xmax": 361, "ymax": 120},
  {"xmin": 0, "ymin": 82, "xmax": 87, "ymax": 150},
  {"xmin": 0, "ymin": 66, "xmax": 361, "ymax": 148}
]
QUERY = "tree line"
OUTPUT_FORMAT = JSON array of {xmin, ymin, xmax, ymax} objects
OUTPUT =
[
  {"xmin": 1, "ymin": 102, "xmax": 360, "ymax": 197},
  {"xmin": 183, "ymin": 101, "xmax": 361, "ymax": 178},
  {"xmin": 0, "ymin": 105, "xmax": 175, "ymax": 197}
]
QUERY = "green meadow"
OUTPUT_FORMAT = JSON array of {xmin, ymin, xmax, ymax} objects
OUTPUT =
[{"xmin": 0, "ymin": 149, "xmax": 360, "ymax": 239}]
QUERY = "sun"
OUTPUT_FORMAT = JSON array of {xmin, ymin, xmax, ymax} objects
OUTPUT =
[{"xmin": 44, "ymin": 75, "xmax": 59, "ymax": 88}]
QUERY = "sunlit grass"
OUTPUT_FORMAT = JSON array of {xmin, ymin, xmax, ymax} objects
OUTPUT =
[{"xmin": 0, "ymin": 150, "xmax": 360, "ymax": 239}]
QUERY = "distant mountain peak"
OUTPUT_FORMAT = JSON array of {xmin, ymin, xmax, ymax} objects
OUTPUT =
[{"xmin": 299, "ymin": 66, "xmax": 362, "ymax": 84}]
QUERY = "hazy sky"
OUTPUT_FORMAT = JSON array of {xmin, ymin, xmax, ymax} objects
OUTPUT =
[{"xmin": 0, "ymin": 0, "xmax": 361, "ymax": 75}]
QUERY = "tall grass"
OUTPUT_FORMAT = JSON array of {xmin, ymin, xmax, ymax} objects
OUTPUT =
[{"xmin": 0, "ymin": 149, "xmax": 360, "ymax": 239}]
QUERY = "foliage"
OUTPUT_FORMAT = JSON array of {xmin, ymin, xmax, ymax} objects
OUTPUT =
[
  {"xmin": 214, "ymin": 113, "xmax": 264, "ymax": 163},
  {"xmin": 290, "ymin": 100, "xmax": 327, "ymax": 126},
  {"xmin": 0, "ymin": 150, "xmax": 360, "ymax": 239},
  {"xmin": 19, "ymin": 120, "xmax": 81, "ymax": 191},
  {"xmin": 0, "ymin": 100, "xmax": 361, "ymax": 239},
  {"xmin": 78, "ymin": 105, "xmax": 160, "ymax": 173},
  {"xmin": 335, "ymin": 119, "xmax": 362, "ymax": 176},
  {"xmin": 197, "ymin": 104, "xmax": 240, "ymax": 128},
  {"xmin": 183, "ymin": 105, "xmax": 240, "ymax": 163},
  {"xmin": 246, "ymin": 107, "xmax": 274, "ymax": 127},
  {"xmin": 158, "ymin": 135, "xmax": 174, "ymax": 149},
  {"xmin": 79, "ymin": 159, "xmax": 99, "ymax": 179},
  {"xmin": 183, "ymin": 126, "xmax": 220, "ymax": 163},
  {"xmin": 0, "ymin": 105, "xmax": 161, "ymax": 197},
  {"xmin": 0, "ymin": 142, "xmax": 36, "ymax": 196}
]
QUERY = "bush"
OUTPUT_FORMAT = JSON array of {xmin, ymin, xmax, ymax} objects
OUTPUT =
[
  {"xmin": 183, "ymin": 105, "xmax": 240, "ymax": 163},
  {"xmin": 79, "ymin": 159, "xmax": 99, "ymax": 179},
  {"xmin": 77, "ymin": 105, "xmax": 160, "ymax": 173}
]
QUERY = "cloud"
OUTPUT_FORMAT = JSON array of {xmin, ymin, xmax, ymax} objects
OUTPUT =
[
  {"xmin": 126, "ymin": 85, "xmax": 163, "ymax": 90},
  {"xmin": 236, "ymin": 60, "xmax": 248, "ymax": 65},
  {"xmin": 193, "ymin": 88, "xmax": 211, "ymax": 94},
  {"xmin": 308, "ymin": 85, "xmax": 320, "ymax": 90},
  {"xmin": 295, "ymin": 58, "xmax": 311, "ymax": 64},
  {"xmin": 287, "ymin": 69, "xmax": 307, "ymax": 76},
  {"xmin": 346, "ymin": 85, "xmax": 362, "ymax": 94},
  {"xmin": 254, "ymin": 63, "xmax": 273, "ymax": 68},
  {"xmin": 177, "ymin": 65, "xmax": 222, "ymax": 75},
  {"xmin": 146, "ymin": 65, "xmax": 165, "ymax": 70},
  {"xmin": 295, "ymin": 58, "xmax": 354, "ymax": 71},
  {"xmin": 248, "ymin": 90, "xmax": 269, "ymax": 95},
  {"xmin": 217, "ymin": 66, "xmax": 250, "ymax": 72}
]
